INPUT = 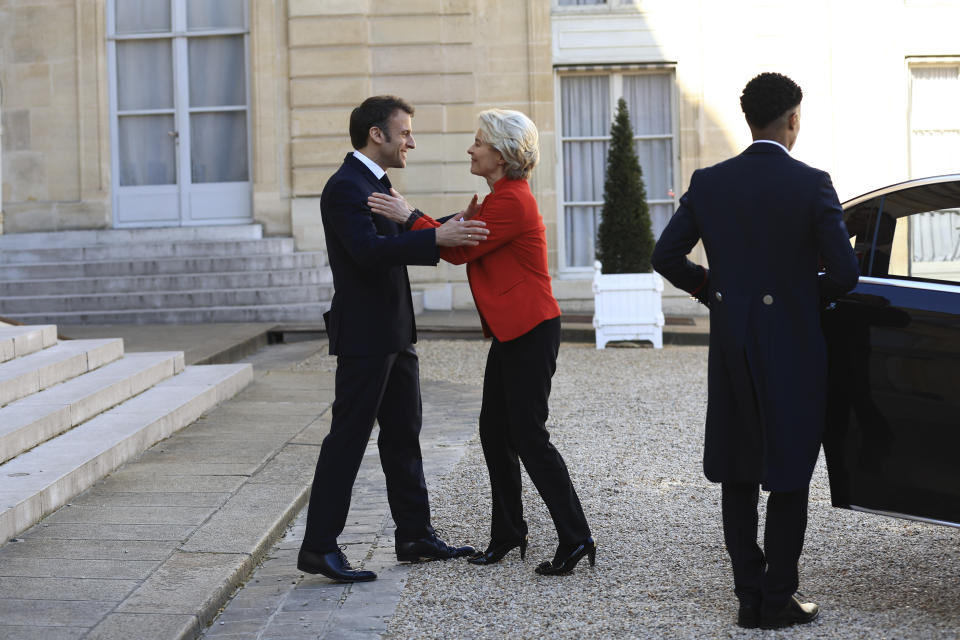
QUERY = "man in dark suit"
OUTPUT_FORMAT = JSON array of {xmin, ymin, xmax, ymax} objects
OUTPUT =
[
  {"xmin": 297, "ymin": 96, "xmax": 487, "ymax": 582},
  {"xmin": 652, "ymin": 73, "xmax": 859, "ymax": 629}
]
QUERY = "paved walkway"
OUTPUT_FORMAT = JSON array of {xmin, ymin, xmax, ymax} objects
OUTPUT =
[{"xmin": 201, "ymin": 378, "xmax": 480, "ymax": 640}]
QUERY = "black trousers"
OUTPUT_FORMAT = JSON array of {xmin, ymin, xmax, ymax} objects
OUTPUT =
[
  {"xmin": 721, "ymin": 481, "xmax": 809, "ymax": 613},
  {"xmin": 301, "ymin": 344, "xmax": 433, "ymax": 553},
  {"xmin": 479, "ymin": 317, "xmax": 590, "ymax": 546}
]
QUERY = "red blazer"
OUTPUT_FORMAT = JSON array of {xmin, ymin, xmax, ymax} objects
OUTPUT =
[{"xmin": 412, "ymin": 176, "xmax": 561, "ymax": 342}]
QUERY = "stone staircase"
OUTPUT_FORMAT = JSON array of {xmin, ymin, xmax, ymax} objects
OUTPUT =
[
  {"xmin": 0, "ymin": 224, "xmax": 332, "ymax": 324},
  {"xmin": 0, "ymin": 321, "xmax": 253, "ymax": 543}
]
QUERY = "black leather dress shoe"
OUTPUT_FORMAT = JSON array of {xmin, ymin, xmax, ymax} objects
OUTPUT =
[
  {"xmin": 736, "ymin": 601, "xmax": 760, "ymax": 629},
  {"xmin": 396, "ymin": 535, "xmax": 476, "ymax": 562},
  {"xmin": 297, "ymin": 548, "xmax": 376, "ymax": 583},
  {"xmin": 760, "ymin": 594, "xmax": 819, "ymax": 629}
]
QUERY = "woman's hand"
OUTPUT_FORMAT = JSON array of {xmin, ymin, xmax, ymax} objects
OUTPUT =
[
  {"xmin": 367, "ymin": 188, "xmax": 413, "ymax": 224},
  {"xmin": 458, "ymin": 194, "xmax": 480, "ymax": 220}
]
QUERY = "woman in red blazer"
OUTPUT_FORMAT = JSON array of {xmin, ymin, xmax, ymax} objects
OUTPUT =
[{"xmin": 369, "ymin": 109, "xmax": 594, "ymax": 576}]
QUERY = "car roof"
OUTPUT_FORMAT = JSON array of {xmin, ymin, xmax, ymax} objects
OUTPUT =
[{"xmin": 842, "ymin": 174, "xmax": 960, "ymax": 218}]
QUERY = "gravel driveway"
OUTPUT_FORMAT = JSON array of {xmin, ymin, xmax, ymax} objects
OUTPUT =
[{"xmin": 385, "ymin": 340, "xmax": 960, "ymax": 639}]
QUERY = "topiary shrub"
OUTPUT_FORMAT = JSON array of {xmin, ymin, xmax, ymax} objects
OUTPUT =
[{"xmin": 596, "ymin": 97, "xmax": 655, "ymax": 274}]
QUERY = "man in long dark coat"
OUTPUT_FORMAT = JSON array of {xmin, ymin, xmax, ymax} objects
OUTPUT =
[{"xmin": 652, "ymin": 73, "xmax": 859, "ymax": 630}]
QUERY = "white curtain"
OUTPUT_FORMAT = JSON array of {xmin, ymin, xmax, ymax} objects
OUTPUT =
[
  {"xmin": 913, "ymin": 209, "xmax": 960, "ymax": 262},
  {"xmin": 191, "ymin": 112, "xmax": 248, "ymax": 183},
  {"xmin": 624, "ymin": 74, "xmax": 674, "ymax": 238},
  {"xmin": 557, "ymin": 0, "xmax": 607, "ymax": 5},
  {"xmin": 562, "ymin": 76, "xmax": 609, "ymax": 267},
  {"xmin": 116, "ymin": 38, "xmax": 175, "ymax": 187},
  {"xmin": 187, "ymin": 0, "xmax": 245, "ymax": 30},
  {"xmin": 187, "ymin": 34, "xmax": 248, "ymax": 183},
  {"xmin": 188, "ymin": 36, "xmax": 246, "ymax": 107},
  {"xmin": 118, "ymin": 115, "xmax": 176, "ymax": 186},
  {"xmin": 116, "ymin": 0, "xmax": 170, "ymax": 33},
  {"xmin": 116, "ymin": 40, "xmax": 173, "ymax": 111}
]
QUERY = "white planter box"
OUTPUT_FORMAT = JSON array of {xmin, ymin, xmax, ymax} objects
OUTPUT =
[{"xmin": 592, "ymin": 261, "xmax": 664, "ymax": 349}]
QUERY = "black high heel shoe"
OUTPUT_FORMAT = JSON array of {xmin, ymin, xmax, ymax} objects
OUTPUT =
[
  {"xmin": 534, "ymin": 537, "xmax": 596, "ymax": 576},
  {"xmin": 467, "ymin": 537, "xmax": 528, "ymax": 565}
]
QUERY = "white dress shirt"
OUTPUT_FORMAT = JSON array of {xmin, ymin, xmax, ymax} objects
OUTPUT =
[
  {"xmin": 352, "ymin": 150, "xmax": 386, "ymax": 180},
  {"xmin": 752, "ymin": 139, "xmax": 790, "ymax": 154}
]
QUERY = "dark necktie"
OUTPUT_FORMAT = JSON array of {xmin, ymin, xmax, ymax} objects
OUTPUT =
[{"xmin": 381, "ymin": 174, "xmax": 392, "ymax": 191}]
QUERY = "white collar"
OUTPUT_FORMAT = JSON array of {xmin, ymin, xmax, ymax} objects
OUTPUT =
[
  {"xmin": 752, "ymin": 139, "xmax": 790, "ymax": 154},
  {"xmin": 352, "ymin": 150, "xmax": 386, "ymax": 180}
]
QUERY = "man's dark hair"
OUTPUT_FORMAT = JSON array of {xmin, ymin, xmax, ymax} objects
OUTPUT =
[
  {"xmin": 349, "ymin": 95, "xmax": 414, "ymax": 150},
  {"xmin": 740, "ymin": 73, "xmax": 803, "ymax": 129}
]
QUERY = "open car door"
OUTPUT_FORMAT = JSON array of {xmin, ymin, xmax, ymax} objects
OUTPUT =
[{"xmin": 823, "ymin": 175, "xmax": 960, "ymax": 527}]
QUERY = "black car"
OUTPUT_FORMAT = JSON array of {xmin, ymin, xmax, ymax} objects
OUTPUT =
[{"xmin": 823, "ymin": 174, "xmax": 960, "ymax": 528}]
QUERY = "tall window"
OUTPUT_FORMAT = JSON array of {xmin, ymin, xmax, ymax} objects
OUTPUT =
[
  {"xmin": 559, "ymin": 71, "xmax": 676, "ymax": 269},
  {"xmin": 907, "ymin": 62, "xmax": 960, "ymax": 277},
  {"xmin": 909, "ymin": 63, "xmax": 960, "ymax": 178},
  {"xmin": 108, "ymin": 0, "xmax": 252, "ymax": 227}
]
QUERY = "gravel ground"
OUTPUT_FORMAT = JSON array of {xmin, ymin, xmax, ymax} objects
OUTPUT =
[{"xmin": 371, "ymin": 340, "xmax": 960, "ymax": 640}]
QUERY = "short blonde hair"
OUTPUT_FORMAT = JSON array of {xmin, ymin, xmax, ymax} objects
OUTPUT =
[{"xmin": 477, "ymin": 109, "xmax": 540, "ymax": 180}]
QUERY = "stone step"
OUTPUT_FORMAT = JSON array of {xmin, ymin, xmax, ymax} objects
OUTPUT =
[
  {"xmin": 0, "ymin": 285, "xmax": 333, "ymax": 314},
  {"xmin": 0, "ymin": 238, "xmax": 295, "ymax": 265},
  {"xmin": 0, "ymin": 224, "xmax": 263, "ymax": 249},
  {"xmin": 0, "ymin": 268, "xmax": 332, "ymax": 297},
  {"xmin": 0, "ymin": 363, "xmax": 253, "ymax": 543},
  {"xmin": 0, "ymin": 352, "xmax": 185, "ymax": 464},
  {"xmin": 0, "ymin": 252, "xmax": 327, "ymax": 281},
  {"xmin": 4, "ymin": 302, "xmax": 330, "ymax": 325},
  {"xmin": 0, "ymin": 339, "xmax": 124, "ymax": 408},
  {"xmin": 0, "ymin": 325, "xmax": 58, "ymax": 364}
]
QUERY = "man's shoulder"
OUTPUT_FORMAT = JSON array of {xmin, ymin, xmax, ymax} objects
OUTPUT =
[
  {"xmin": 325, "ymin": 157, "xmax": 362, "ymax": 185},
  {"xmin": 702, "ymin": 149, "xmax": 826, "ymax": 180},
  {"xmin": 322, "ymin": 160, "xmax": 370, "ymax": 201},
  {"xmin": 788, "ymin": 156, "xmax": 828, "ymax": 179}
]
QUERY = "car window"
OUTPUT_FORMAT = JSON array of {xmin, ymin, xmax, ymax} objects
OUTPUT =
[
  {"xmin": 842, "ymin": 196, "xmax": 881, "ymax": 275},
  {"xmin": 886, "ymin": 206, "xmax": 960, "ymax": 283}
]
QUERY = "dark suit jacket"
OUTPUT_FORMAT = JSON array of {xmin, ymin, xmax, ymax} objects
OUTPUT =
[
  {"xmin": 652, "ymin": 142, "xmax": 859, "ymax": 491},
  {"xmin": 321, "ymin": 153, "xmax": 439, "ymax": 357}
]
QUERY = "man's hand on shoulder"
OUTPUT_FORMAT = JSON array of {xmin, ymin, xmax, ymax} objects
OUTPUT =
[{"xmin": 435, "ymin": 216, "xmax": 489, "ymax": 247}]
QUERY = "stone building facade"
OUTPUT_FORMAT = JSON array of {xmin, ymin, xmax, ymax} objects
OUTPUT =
[{"xmin": 1, "ymin": 0, "xmax": 958, "ymax": 312}]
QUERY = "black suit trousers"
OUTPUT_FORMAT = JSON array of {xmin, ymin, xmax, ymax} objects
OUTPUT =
[
  {"xmin": 721, "ymin": 482, "xmax": 809, "ymax": 613},
  {"xmin": 301, "ymin": 344, "xmax": 433, "ymax": 552},
  {"xmin": 479, "ymin": 317, "xmax": 590, "ymax": 546}
]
